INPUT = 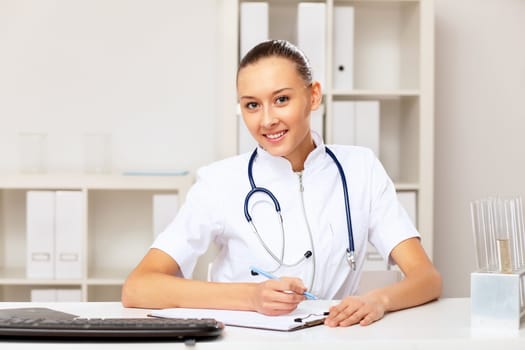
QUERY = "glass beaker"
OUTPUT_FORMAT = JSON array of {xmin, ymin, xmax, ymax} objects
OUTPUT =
[
  {"xmin": 18, "ymin": 132, "xmax": 47, "ymax": 174},
  {"xmin": 84, "ymin": 133, "xmax": 111, "ymax": 174}
]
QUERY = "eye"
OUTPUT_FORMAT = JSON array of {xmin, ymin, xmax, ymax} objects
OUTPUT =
[
  {"xmin": 275, "ymin": 95, "xmax": 289, "ymax": 105},
  {"xmin": 245, "ymin": 101, "xmax": 259, "ymax": 110}
]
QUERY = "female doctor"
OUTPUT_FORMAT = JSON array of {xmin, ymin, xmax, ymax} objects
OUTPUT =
[{"xmin": 122, "ymin": 40, "xmax": 442, "ymax": 327}]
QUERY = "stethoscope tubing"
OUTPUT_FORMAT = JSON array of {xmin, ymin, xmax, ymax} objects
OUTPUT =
[{"xmin": 243, "ymin": 147, "xmax": 356, "ymax": 268}]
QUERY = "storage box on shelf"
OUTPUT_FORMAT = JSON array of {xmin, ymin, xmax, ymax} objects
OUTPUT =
[{"xmin": 0, "ymin": 173, "xmax": 193, "ymax": 301}]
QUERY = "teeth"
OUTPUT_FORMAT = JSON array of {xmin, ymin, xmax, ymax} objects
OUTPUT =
[{"xmin": 267, "ymin": 131, "xmax": 285, "ymax": 139}]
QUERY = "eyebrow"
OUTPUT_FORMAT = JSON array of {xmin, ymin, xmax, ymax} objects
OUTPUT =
[{"xmin": 239, "ymin": 87, "xmax": 293, "ymax": 100}]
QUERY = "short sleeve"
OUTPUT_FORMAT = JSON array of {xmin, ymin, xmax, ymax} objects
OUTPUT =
[
  {"xmin": 366, "ymin": 156, "xmax": 420, "ymax": 264},
  {"xmin": 151, "ymin": 167, "xmax": 222, "ymax": 278}
]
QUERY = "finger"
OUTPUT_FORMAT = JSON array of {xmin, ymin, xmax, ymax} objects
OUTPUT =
[
  {"xmin": 256, "ymin": 292, "xmax": 303, "ymax": 315},
  {"xmin": 359, "ymin": 313, "xmax": 377, "ymax": 326},
  {"xmin": 258, "ymin": 301, "xmax": 301, "ymax": 316},
  {"xmin": 257, "ymin": 281, "xmax": 305, "ymax": 309},
  {"xmin": 325, "ymin": 303, "xmax": 359, "ymax": 327},
  {"xmin": 338, "ymin": 307, "xmax": 369, "ymax": 327},
  {"xmin": 278, "ymin": 277, "xmax": 307, "ymax": 295}
]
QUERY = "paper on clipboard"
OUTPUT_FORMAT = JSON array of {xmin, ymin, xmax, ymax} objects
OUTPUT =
[{"xmin": 149, "ymin": 302, "xmax": 328, "ymax": 331}]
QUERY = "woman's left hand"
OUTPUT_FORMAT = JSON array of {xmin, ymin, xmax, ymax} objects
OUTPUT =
[{"xmin": 324, "ymin": 296, "xmax": 385, "ymax": 327}]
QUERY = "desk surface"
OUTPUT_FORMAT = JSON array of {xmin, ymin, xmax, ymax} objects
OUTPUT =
[{"xmin": 0, "ymin": 298, "xmax": 523, "ymax": 349}]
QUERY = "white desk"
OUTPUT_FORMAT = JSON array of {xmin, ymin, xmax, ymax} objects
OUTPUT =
[{"xmin": 0, "ymin": 298, "xmax": 524, "ymax": 349}]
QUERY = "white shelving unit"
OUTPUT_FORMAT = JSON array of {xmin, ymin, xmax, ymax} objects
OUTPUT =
[
  {"xmin": 0, "ymin": 174, "xmax": 193, "ymax": 301},
  {"xmin": 218, "ymin": 0, "xmax": 434, "ymax": 261}
]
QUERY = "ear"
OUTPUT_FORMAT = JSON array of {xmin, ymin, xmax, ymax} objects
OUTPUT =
[{"xmin": 309, "ymin": 81, "xmax": 322, "ymax": 111}]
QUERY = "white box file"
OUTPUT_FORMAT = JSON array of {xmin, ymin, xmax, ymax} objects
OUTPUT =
[
  {"xmin": 30, "ymin": 289, "xmax": 56, "ymax": 302},
  {"xmin": 332, "ymin": 101, "xmax": 356, "ymax": 145},
  {"xmin": 310, "ymin": 103, "xmax": 325, "ymax": 139},
  {"xmin": 240, "ymin": 2, "xmax": 269, "ymax": 58},
  {"xmin": 55, "ymin": 191, "xmax": 84, "ymax": 279},
  {"xmin": 332, "ymin": 101, "xmax": 380, "ymax": 156},
  {"xmin": 333, "ymin": 6, "xmax": 354, "ymax": 90},
  {"xmin": 397, "ymin": 191, "xmax": 417, "ymax": 226},
  {"xmin": 237, "ymin": 111, "xmax": 258, "ymax": 154},
  {"xmin": 26, "ymin": 191, "xmax": 55, "ymax": 279},
  {"xmin": 355, "ymin": 101, "xmax": 380, "ymax": 156},
  {"xmin": 153, "ymin": 194, "xmax": 180, "ymax": 239},
  {"xmin": 31, "ymin": 289, "xmax": 82, "ymax": 302},
  {"xmin": 297, "ymin": 2, "xmax": 326, "ymax": 87},
  {"xmin": 56, "ymin": 289, "xmax": 82, "ymax": 302}
]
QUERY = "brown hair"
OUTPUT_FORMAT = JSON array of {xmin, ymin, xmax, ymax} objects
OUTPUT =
[{"xmin": 237, "ymin": 40, "xmax": 312, "ymax": 85}]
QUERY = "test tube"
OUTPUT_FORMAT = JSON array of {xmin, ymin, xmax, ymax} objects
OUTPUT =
[
  {"xmin": 470, "ymin": 196, "xmax": 525, "ymax": 273},
  {"xmin": 470, "ymin": 200, "xmax": 485, "ymax": 271},
  {"xmin": 514, "ymin": 197, "xmax": 525, "ymax": 269},
  {"xmin": 494, "ymin": 197, "xmax": 512, "ymax": 273},
  {"xmin": 485, "ymin": 198, "xmax": 498, "ymax": 272},
  {"xmin": 470, "ymin": 199, "xmax": 496, "ymax": 271}
]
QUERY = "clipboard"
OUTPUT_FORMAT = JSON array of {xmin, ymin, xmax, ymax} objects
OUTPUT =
[{"xmin": 149, "ymin": 303, "xmax": 328, "ymax": 332}]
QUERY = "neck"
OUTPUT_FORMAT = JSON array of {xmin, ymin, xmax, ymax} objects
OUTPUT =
[{"xmin": 286, "ymin": 136, "xmax": 316, "ymax": 172}]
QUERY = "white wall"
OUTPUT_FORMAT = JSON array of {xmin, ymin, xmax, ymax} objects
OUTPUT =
[
  {"xmin": 434, "ymin": 0, "xmax": 525, "ymax": 296},
  {"xmin": 0, "ymin": 0, "xmax": 219, "ymax": 173},
  {"xmin": 2, "ymin": 0, "xmax": 525, "ymax": 297}
]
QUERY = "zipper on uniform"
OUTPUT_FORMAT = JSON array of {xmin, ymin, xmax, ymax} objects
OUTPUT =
[
  {"xmin": 298, "ymin": 171, "xmax": 304, "ymax": 192},
  {"xmin": 296, "ymin": 171, "xmax": 316, "ymax": 293}
]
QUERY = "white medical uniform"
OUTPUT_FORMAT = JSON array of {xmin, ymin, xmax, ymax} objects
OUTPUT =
[{"xmin": 152, "ymin": 132, "xmax": 419, "ymax": 299}]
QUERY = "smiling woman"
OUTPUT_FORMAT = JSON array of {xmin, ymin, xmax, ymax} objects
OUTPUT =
[
  {"xmin": 122, "ymin": 40, "xmax": 441, "ymax": 328},
  {"xmin": 236, "ymin": 41, "xmax": 322, "ymax": 171}
]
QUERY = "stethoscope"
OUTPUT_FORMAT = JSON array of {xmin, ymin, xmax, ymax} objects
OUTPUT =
[{"xmin": 243, "ymin": 147, "xmax": 356, "ymax": 279}]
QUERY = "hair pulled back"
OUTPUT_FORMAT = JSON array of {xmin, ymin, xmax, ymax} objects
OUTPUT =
[{"xmin": 237, "ymin": 40, "xmax": 312, "ymax": 85}]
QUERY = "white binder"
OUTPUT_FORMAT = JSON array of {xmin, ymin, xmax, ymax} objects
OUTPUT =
[
  {"xmin": 332, "ymin": 101, "xmax": 380, "ymax": 156},
  {"xmin": 237, "ymin": 109, "xmax": 257, "ymax": 154},
  {"xmin": 355, "ymin": 101, "xmax": 380, "ymax": 156},
  {"xmin": 26, "ymin": 191, "xmax": 55, "ymax": 279},
  {"xmin": 297, "ymin": 2, "xmax": 326, "ymax": 87},
  {"xmin": 30, "ymin": 289, "xmax": 56, "ymax": 302},
  {"xmin": 56, "ymin": 289, "xmax": 82, "ymax": 302},
  {"xmin": 153, "ymin": 194, "xmax": 180, "ymax": 239},
  {"xmin": 333, "ymin": 5, "xmax": 354, "ymax": 90},
  {"xmin": 310, "ymin": 103, "xmax": 325, "ymax": 139},
  {"xmin": 30, "ymin": 288, "xmax": 82, "ymax": 302},
  {"xmin": 397, "ymin": 191, "xmax": 417, "ymax": 226},
  {"xmin": 240, "ymin": 2, "xmax": 269, "ymax": 58},
  {"xmin": 332, "ymin": 101, "xmax": 356, "ymax": 145},
  {"xmin": 55, "ymin": 191, "xmax": 84, "ymax": 279}
]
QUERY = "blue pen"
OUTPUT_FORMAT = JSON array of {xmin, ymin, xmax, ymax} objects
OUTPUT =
[{"xmin": 249, "ymin": 266, "xmax": 318, "ymax": 300}]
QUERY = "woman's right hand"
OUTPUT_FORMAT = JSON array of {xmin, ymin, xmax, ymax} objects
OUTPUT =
[{"xmin": 251, "ymin": 277, "xmax": 307, "ymax": 315}]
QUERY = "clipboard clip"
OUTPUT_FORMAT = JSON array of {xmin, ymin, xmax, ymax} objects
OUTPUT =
[{"xmin": 293, "ymin": 312, "xmax": 329, "ymax": 323}]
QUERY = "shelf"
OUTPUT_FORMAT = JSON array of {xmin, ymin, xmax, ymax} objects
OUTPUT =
[
  {"xmin": 0, "ymin": 173, "xmax": 194, "ymax": 190},
  {"xmin": 394, "ymin": 183, "xmax": 419, "ymax": 191},
  {"xmin": 86, "ymin": 278, "xmax": 126, "ymax": 286},
  {"xmin": 0, "ymin": 268, "xmax": 83, "ymax": 286},
  {"xmin": 87, "ymin": 268, "xmax": 130, "ymax": 284},
  {"xmin": 331, "ymin": 89, "xmax": 420, "ymax": 99},
  {"xmin": 0, "ymin": 174, "xmax": 192, "ymax": 301}
]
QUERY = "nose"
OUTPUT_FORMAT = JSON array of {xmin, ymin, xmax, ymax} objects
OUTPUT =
[{"xmin": 261, "ymin": 106, "xmax": 278, "ymax": 129}]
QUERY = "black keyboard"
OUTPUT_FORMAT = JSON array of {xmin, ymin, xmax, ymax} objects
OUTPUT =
[{"xmin": 0, "ymin": 308, "xmax": 224, "ymax": 340}]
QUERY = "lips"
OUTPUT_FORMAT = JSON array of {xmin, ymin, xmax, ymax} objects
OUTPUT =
[{"xmin": 264, "ymin": 130, "xmax": 287, "ymax": 141}]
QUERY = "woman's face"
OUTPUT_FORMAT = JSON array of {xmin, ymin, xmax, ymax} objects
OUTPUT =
[{"xmin": 237, "ymin": 56, "xmax": 321, "ymax": 171}]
